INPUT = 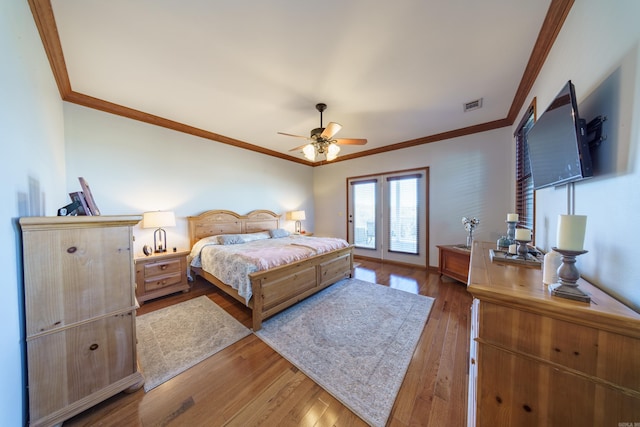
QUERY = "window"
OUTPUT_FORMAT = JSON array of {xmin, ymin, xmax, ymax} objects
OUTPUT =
[
  {"xmin": 347, "ymin": 168, "xmax": 428, "ymax": 267},
  {"xmin": 351, "ymin": 179, "xmax": 377, "ymax": 250},
  {"xmin": 387, "ymin": 174, "xmax": 420, "ymax": 254},
  {"xmin": 515, "ymin": 99, "xmax": 536, "ymax": 235}
]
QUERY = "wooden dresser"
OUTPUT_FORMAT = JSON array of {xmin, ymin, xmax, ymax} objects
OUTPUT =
[
  {"xmin": 20, "ymin": 215, "xmax": 144, "ymax": 427},
  {"xmin": 466, "ymin": 241, "xmax": 640, "ymax": 426},
  {"xmin": 135, "ymin": 249, "xmax": 190, "ymax": 304},
  {"xmin": 437, "ymin": 244, "xmax": 471, "ymax": 283}
]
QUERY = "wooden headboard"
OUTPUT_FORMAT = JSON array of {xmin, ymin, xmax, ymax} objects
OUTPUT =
[{"xmin": 187, "ymin": 209, "xmax": 280, "ymax": 247}]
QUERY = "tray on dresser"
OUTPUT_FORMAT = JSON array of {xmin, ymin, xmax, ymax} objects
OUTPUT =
[{"xmin": 490, "ymin": 248, "xmax": 542, "ymax": 268}]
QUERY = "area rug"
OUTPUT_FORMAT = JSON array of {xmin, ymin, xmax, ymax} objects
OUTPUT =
[
  {"xmin": 136, "ymin": 296, "xmax": 251, "ymax": 392},
  {"xmin": 255, "ymin": 278, "xmax": 434, "ymax": 427}
]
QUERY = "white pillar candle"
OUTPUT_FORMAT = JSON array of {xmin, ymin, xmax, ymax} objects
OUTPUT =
[
  {"xmin": 543, "ymin": 249, "xmax": 562, "ymax": 285},
  {"xmin": 507, "ymin": 213, "xmax": 519, "ymax": 222},
  {"xmin": 508, "ymin": 244, "xmax": 517, "ymax": 254},
  {"xmin": 515, "ymin": 228, "xmax": 531, "ymax": 241},
  {"xmin": 556, "ymin": 215, "xmax": 587, "ymax": 251}
]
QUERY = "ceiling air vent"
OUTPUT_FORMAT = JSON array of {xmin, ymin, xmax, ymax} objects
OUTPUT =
[{"xmin": 463, "ymin": 98, "xmax": 483, "ymax": 112}]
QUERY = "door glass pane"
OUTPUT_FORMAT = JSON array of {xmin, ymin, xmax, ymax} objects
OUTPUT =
[
  {"xmin": 388, "ymin": 177, "xmax": 418, "ymax": 254},
  {"xmin": 353, "ymin": 181, "xmax": 376, "ymax": 249}
]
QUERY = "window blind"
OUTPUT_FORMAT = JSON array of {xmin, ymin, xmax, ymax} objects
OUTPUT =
[{"xmin": 515, "ymin": 100, "xmax": 536, "ymax": 236}]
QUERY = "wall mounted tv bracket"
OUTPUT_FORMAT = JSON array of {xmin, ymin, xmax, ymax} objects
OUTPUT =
[{"xmin": 586, "ymin": 115, "xmax": 606, "ymax": 149}]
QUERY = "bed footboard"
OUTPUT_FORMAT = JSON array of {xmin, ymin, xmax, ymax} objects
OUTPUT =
[{"xmin": 249, "ymin": 246, "xmax": 353, "ymax": 331}]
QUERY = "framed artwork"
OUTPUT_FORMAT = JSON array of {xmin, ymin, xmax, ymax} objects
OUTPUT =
[{"xmin": 78, "ymin": 177, "xmax": 100, "ymax": 215}]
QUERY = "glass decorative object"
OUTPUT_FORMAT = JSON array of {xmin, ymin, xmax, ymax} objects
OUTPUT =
[
  {"xmin": 462, "ymin": 216, "xmax": 480, "ymax": 248},
  {"xmin": 506, "ymin": 220, "xmax": 517, "ymax": 245}
]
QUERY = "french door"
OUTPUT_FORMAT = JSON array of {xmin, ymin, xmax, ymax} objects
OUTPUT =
[{"xmin": 347, "ymin": 168, "xmax": 428, "ymax": 267}]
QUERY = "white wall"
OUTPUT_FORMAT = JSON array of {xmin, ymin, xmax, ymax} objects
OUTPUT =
[
  {"xmin": 63, "ymin": 103, "xmax": 315, "ymax": 255},
  {"xmin": 1, "ymin": 1, "xmax": 68, "ymax": 425},
  {"xmin": 5, "ymin": 1, "xmax": 639, "ymax": 424},
  {"xmin": 515, "ymin": 0, "xmax": 640, "ymax": 310},
  {"xmin": 313, "ymin": 126, "xmax": 515, "ymax": 267}
]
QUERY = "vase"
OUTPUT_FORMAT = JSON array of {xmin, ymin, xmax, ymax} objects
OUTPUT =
[{"xmin": 466, "ymin": 229, "xmax": 473, "ymax": 248}]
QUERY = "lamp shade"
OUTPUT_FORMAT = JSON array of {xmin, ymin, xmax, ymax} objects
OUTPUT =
[
  {"xmin": 326, "ymin": 143, "xmax": 340, "ymax": 161},
  {"xmin": 287, "ymin": 210, "xmax": 306, "ymax": 221},
  {"xmin": 142, "ymin": 211, "xmax": 176, "ymax": 229},
  {"xmin": 303, "ymin": 144, "xmax": 316, "ymax": 161}
]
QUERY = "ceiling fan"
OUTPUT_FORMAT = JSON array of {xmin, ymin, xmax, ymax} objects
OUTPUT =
[{"xmin": 279, "ymin": 103, "xmax": 367, "ymax": 161}]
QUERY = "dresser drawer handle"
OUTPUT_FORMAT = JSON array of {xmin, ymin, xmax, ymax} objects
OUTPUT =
[
  {"xmin": 160, "ymin": 264, "xmax": 168, "ymax": 270},
  {"xmin": 89, "ymin": 343, "xmax": 99, "ymax": 351},
  {"xmin": 67, "ymin": 246, "xmax": 77, "ymax": 254}
]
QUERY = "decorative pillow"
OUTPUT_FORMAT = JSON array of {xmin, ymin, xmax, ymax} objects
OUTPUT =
[
  {"xmin": 269, "ymin": 228, "xmax": 290, "ymax": 238},
  {"xmin": 217, "ymin": 234, "xmax": 245, "ymax": 245}
]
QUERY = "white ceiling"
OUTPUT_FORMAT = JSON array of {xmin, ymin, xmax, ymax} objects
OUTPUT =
[{"xmin": 49, "ymin": 0, "xmax": 551, "ymax": 162}]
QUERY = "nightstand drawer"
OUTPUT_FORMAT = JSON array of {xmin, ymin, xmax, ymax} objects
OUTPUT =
[
  {"xmin": 144, "ymin": 272, "xmax": 183, "ymax": 292},
  {"xmin": 144, "ymin": 258, "xmax": 182, "ymax": 276}
]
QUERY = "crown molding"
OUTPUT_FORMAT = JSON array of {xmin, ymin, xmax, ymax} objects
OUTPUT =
[{"xmin": 28, "ymin": 0, "xmax": 572, "ymax": 167}]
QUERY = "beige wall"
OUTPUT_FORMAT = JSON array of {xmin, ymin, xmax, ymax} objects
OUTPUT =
[
  {"xmin": 63, "ymin": 103, "xmax": 315, "ymax": 255},
  {"xmin": 2, "ymin": 1, "xmax": 68, "ymax": 424},
  {"xmin": 515, "ymin": 0, "xmax": 640, "ymax": 311},
  {"xmin": 313, "ymin": 126, "xmax": 515, "ymax": 268}
]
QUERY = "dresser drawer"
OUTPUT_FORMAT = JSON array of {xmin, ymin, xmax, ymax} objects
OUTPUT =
[
  {"xmin": 27, "ymin": 312, "xmax": 136, "ymax": 421},
  {"xmin": 23, "ymin": 226, "xmax": 134, "ymax": 335},
  {"xmin": 144, "ymin": 258, "xmax": 182, "ymax": 277},
  {"xmin": 144, "ymin": 271, "xmax": 183, "ymax": 292},
  {"xmin": 479, "ymin": 301, "xmax": 640, "ymax": 392}
]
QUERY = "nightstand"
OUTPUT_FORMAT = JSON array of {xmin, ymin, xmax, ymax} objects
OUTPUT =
[
  {"xmin": 135, "ymin": 249, "xmax": 190, "ymax": 304},
  {"xmin": 437, "ymin": 244, "xmax": 471, "ymax": 284}
]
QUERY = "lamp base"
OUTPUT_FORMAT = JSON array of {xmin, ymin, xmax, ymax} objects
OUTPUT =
[{"xmin": 154, "ymin": 228, "xmax": 167, "ymax": 253}]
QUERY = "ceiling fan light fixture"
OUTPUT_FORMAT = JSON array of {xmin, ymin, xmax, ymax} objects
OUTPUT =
[
  {"xmin": 280, "ymin": 103, "xmax": 367, "ymax": 162},
  {"xmin": 326, "ymin": 143, "xmax": 340, "ymax": 161},
  {"xmin": 303, "ymin": 144, "xmax": 316, "ymax": 161}
]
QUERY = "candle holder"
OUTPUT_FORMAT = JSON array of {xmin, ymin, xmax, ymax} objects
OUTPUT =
[
  {"xmin": 547, "ymin": 247, "xmax": 590, "ymax": 303},
  {"xmin": 515, "ymin": 239, "xmax": 531, "ymax": 259},
  {"xmin": 506, "ymin": 220, "xmax": 517, "ymax": 245}
]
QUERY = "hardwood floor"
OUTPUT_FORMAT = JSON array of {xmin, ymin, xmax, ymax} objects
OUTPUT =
[{"xmin": 64, "ymin": 259, "xmax": 472, "ymax": 426}]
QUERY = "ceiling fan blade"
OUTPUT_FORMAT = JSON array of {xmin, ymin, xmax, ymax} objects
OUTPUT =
[
  {"xmin": 321, "ymin": 122, "xmax": 342, "ymax": 139},
  {"xmin": 335, "ymin": 138, "xmax": 368, "ymax": 145},
  {"xmin": 278, "ymin": 132, "xmax": 310, "ymax": 140},
  {"xmin": 289, "ymin": 143, "xmax": 311, "ymax": 152}
]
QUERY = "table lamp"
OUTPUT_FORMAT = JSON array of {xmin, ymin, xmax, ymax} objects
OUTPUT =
[
  {"xmin": 142, "ymin": 211, "xmax": 176, "ymax": 253},
  {"xmin": 287, "ymin": 210, "xmax": 306, "ymax": 234}
]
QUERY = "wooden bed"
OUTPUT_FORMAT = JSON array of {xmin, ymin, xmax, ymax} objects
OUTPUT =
[{"xmin": 187, "ymin": 209, "xmax": 354, "ymax": 330}]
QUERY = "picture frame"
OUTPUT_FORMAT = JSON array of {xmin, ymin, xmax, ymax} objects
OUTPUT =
[
  {"xmin": 69, "ymin": 191, "xmax": 92, "ymax": 215},
  {"xmin": 78, "ymin": 177, "xmax": 100, "ymax": 215}
]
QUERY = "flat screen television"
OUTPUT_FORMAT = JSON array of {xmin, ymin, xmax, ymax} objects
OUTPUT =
[{"xmin": 527, "ymin": 80, "xmax": 593, "ymax": 190}]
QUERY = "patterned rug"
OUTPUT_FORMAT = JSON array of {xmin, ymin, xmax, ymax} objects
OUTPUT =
[
  {"xmin": 136, "ymin": 296, "xmax": 251, "ymax": 391},
  {"xmin": 255, "ymin": 278, "xmax": 435, "ymax": 427}
]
